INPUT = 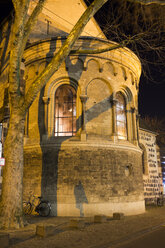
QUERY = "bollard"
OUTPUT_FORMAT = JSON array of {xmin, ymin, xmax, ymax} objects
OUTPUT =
[
  {"xmin": 113, "ymin": 212, "xmax": 124, "ymax": 220},
  {"xmin": 36, "ymin": 223, "xmax": 57, "ymax": 238},
  {"xmin": 68, "ymin": 219, "xmax": 85, "ymax": 229},
  {"xmin": 94, "ymin": 215, "xmax": 107, "ymax": 223}
]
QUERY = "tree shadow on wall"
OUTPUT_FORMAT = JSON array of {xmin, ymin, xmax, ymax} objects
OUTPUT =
[
  {"xmin": 38, "ymin": 93, "xmax": 113, "ymax": 216},
  {"xmin": 76, "ymin": 95, "xmax": 113, "ymax": 131},
  {"xmin": 37, "ymin": 37, "xmax": 112, "ymax": 216},
  {"xmin": 38, "ymin": 80, "xmax": 70, "ymax": 216},
  {"xmin": 37, "ymin": 38, "xmax": 91, "ymax": 216}
]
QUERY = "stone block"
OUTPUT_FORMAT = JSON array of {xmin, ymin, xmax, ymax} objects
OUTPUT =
[
  {"xmin": 113, "ymin": 212, "xmax": 124, "ymax": 220},
  {"xmin": 68, "ymin": 219, "xmax": 85, "ymax": 229},
  {"xmin": 0, "ymin": 233, "xmax": 9, "ymax": 248},
  {"xmin": 94, "ymin": 215, "xmax": 107, "ymax": 223},
  {"xmin": 36, "ymin": 224, "xmax": 57, "ymax": 237}
]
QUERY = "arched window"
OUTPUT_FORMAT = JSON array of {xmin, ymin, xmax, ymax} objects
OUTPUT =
[
  {"xmin": 55, "ymin": 85, "xmax": 76, "ymax": 136},
  {"xmin": 116, "ymin": 92, "xmax": 127, "ymax": 140}
]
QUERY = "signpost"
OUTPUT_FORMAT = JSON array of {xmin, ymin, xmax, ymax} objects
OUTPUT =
[
  {"xmin": 0, "ymin": 158, "xmax": 5, "ymax": 166},
  {"xmin": 0, "ymin": 158, "xmax": 4, "ymax": 188},
  {"xmin": 0, "ymin": 142, "xmax": 2, "ymax": 158}
]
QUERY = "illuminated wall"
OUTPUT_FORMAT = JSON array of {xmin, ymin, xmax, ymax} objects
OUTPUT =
[
  {"xmin": 0, "ymin": 0, "xmax": 146, "ymax": 217},
  {"xmin": 22, "ymin": 36, "xmax": 145, "ymax": 217},
  {"xmin": 139, "ymin": 129, "xmax": 163, "ymax": 202}
]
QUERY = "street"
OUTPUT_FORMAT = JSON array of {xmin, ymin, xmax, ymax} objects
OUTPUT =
[
  {"xmin": 117, "ymin": 226, "xmax": 165, "ymax": 248},
  {"xmin": 2, "ymin": 206, "xmax": 165, "ymax": 248}
]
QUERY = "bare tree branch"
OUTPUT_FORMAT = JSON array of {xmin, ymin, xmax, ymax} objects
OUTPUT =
[
  {"xmin": 70, "ymin": 39, "xmax": 130, "ymax": 54},
  {"xmin": 9, "ymin": 0, "xmax": 45, "ymax": 106},
  {"xmin": 129, "ymin": 0, "xmax": 165, "ymax": 5},
  {"xmin": 12, "ymin": 0, "xmax": 21, "ymax": 11},
  {"xmin": 0, "ymin": 108, "xmax": 4, "ymax": 123},
  {"xmin": 85, "ymin": 0, "xmax": 165, "ymax": 82},
  {"xmin": 9, "ymin": 0, "xmax": 30, "ymax": 104},
  {"xmin": 23, "ymin": 0, "xmax": 108, "ymax": 111},
  {"xmin": 70, "ymin": 33, "xmax": 152, "ymax": 54},
  {"xmin": 21, "ymin": 0, "xmax": 46, "ymax": 58}
]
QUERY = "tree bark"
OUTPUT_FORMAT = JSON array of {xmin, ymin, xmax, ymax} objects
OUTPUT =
[
  {"xmin": 23, "ymin": 0, "xmax": 108, "ymax": 111},
  {"xmin": 0, "ymin": 0, "xmax": 108, "ymax": 229},
  {"xmin": 1, "ymin": 110, "xmax": 25, "ymax": 229}
]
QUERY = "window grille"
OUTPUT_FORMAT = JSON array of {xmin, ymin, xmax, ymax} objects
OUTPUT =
[{"xmin": 54, "ymin": 85, "xmax": 76, "ymax": 136}]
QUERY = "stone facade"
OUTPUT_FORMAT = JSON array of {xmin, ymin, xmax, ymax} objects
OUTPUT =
[
  {"xmin": 139, "ymin": 128, "xmax": 163, "ymax": 203},
  {"xmin": 24, "ymin": 142, "xmax": 144, "ymax": 216},
  {"xmin": 22, "ymin": 35, "xmax": 144, "ymax": 216},
  {"xmin": 155, "ymin": 131, "xmax": 165, "ymax": 194},
  {"xmin": 0, "ymin": 0, "xmax": 146, "ymax": 216}
]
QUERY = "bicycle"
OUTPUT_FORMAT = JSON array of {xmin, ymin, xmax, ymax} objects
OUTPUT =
[
  {"xmin": 157, "ymin": 196, "xmax": 164, "ymax": 207},
  {"xmin": 23, "ymin": 195, "xmax": 51, "ymax": 217}
]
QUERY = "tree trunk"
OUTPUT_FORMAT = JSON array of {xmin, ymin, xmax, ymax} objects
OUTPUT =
[
  {"xmin": 0, "ymin": 110, "xmax": 25, "ymax": 229},
  {"xmin": 0, "ymin": 0, "xmax": 108, "ymax": 229}
]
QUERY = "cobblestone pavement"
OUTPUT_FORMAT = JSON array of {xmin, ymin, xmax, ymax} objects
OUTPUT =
[{"xmin": 1, "ymin": 206, "xmax": 165, "ymax": 248}]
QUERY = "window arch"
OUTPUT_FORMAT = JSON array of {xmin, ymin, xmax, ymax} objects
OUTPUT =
[
  {"xmin": 116, "ymin": 92, "xmax": 127, "ymax": 140},
  {"xmin": 54, "ymin": 84, "xmax": 76, "ymax": 136}
]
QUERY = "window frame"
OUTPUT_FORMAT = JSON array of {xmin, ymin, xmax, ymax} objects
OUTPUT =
[
  {"xmin": 115, "ymin": 92, "xmax": 128, "ymax": 140},
  {"xmin": 54, "ymin": 84, "xmax": 77, "ymax": 137}
]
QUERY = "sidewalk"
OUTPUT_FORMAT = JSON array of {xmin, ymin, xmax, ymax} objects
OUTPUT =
[{"xmin": 2, "ymin": 205, "xmax": 165, "ymax": 248}]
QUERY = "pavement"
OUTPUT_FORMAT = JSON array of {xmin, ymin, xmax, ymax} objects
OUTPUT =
[{"xmin": 1, "ymin": 205, "xmax": 165, "ymax": 248}]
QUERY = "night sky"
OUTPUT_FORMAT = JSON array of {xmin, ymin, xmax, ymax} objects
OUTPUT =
[
  {"xmin": 0, "ymin": 0, "xmax": 165, "ymax": 119},
  {"xmin": 0, "ymin": 0, "xmax": 13, "ymax": 23},
  {"xmin": 139, "ymin": 77, "xmax": 165, "ymax": 118}
]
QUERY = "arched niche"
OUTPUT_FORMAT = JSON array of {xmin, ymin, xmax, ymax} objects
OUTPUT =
[
  {"xmin": 25, "ymin": 64, "xmax": 36, "ymax": 81},
  {"xmin": 38, "ymin": 61, "xmax": 47, "ymax": 74},
  {"xmin": 85, "ymin": 59, "xmax": 101, "ymax": 72},
  {"xmin": 85, "ymin": 78, "xmax": 113, "ymax": 136},
  {"xmin": 103, "ymin": 61, "xmax": 117, "ymax": 76},
  {"xmin": 120, "ymin": 66, "xmax": 128, "ymax": 81},
  {"xmin": 130, "ymin": 72, "xmax": 135, "ymax": 86}
]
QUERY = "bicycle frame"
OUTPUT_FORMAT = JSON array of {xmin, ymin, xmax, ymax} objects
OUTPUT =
[
  {"xmin": 23, "ymin": 195, "xmax": 51, "ymax": 217},
  {"xmin": 29, "ymin": 195, "xmax": 41, "ymax": 212}
]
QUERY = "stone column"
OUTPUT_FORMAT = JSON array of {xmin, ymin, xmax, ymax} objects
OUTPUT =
[
  {"xmin": 42, "ymin": 96, "xmax": 50, "ymax": 141},
  {"xmin": 136, "ymin": 112, "xmax": 141, "ymax": 146},
  {"xmin": 20, "ymin": 61, "xmax": 25, "ymax": 94},
  {"xmin": 80, "ymin": 95, "xmax": 88, "ymax": 141},
  {"xmin": 131, "ymin": 107, "xmax": 138, "ymax": 146},
  {"xmin": 126, "ymin": 104, "xmax": 131, "ymax": 142},
  {"xmin": 111, "ymin": 99, "xmax": 118, "ymax": 142},
  {"xmin": 24, "ymin": 111, "xmax": 29, "ymax": 145}
]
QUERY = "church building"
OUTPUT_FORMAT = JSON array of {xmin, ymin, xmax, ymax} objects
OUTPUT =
[{"xmin": 0, "ymin": 0, "xmax": 146, "ymax": 217}]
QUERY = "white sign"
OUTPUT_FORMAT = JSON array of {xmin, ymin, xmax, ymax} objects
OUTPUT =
[
  {"xmin": 0, "ymin": 158, "xmax": 5, "ymax": 166},
  {"xmin": 0, "ymin": 142, "xmax": 2, "ymax": 158}
]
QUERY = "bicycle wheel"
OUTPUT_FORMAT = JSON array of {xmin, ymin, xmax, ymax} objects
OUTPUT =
[
  {"xmin": 157, "ymin": 198, "xmax": 163, "ymax": 206},
  {"xmin": 38, "ymin": 202, "xmax": 51, "ymax": 217},
  {"xmin": 23, "ymin": 201, "xmax": 32, "ymax": 215}
]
